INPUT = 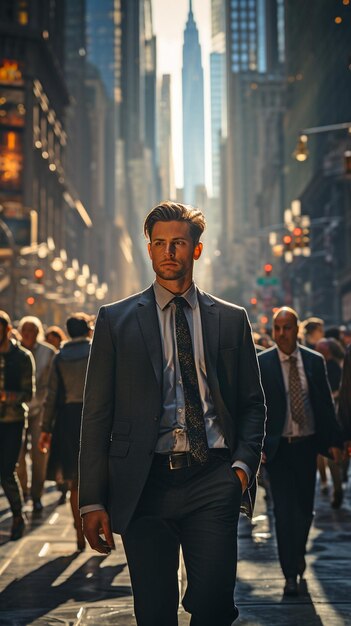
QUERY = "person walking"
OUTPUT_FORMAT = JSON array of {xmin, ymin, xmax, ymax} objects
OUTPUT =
[
  {"xmin": 17, "ymin": 316, "xmax": 56, "ymax": 512},
  {"xmin": 339, "ymin": 344, "xmax": 351, "ymax": 467},
  {"xmin": 0, "ymin": 311, "xmax": 35, "ymax": 540},
  {"xmin": 315, "ymin": 337, "xmax": 345, "ymax": 508},
  {"xmin": 258, "ymin": 307, "xmax": 343, "ymax": 597},
  {"xmin": 79, "ymin": 202, "xmax": 266, "ymax": 626},
  {"xmin": 38, "ymin": 314, "xmax": 92, "ymax": 551}
]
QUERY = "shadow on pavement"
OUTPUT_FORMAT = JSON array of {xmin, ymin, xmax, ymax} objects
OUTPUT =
[{"xmin": 0, "ymin": 553, "xmax": 131, "ymax": 625}]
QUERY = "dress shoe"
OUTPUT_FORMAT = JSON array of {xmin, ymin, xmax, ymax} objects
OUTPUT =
[
  {"xmin": 298, "ymin": 556, "xmax": 306, "ymax": 577},
  {"xmin": 32, "ymin": 499, "xmax": 43, "ymax": 514},
  {"xmin": 10, "ymin": 515, "xmax": 25, "ymax": 541},
  {"xmin": 284, "ymin": 577, "xmax": 298, "ymax": 597},
  {"xmin": 331, "ymin": 490, "xmax": 343, "ymax": 509}
]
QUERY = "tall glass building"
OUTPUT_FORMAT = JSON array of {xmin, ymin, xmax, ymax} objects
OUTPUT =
[{"xmin": 182, "ymin": 0, "xmax": 205, "ymax": 205}]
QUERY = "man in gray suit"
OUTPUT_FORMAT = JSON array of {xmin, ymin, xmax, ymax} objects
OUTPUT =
[{"xmin": 79, "ymin": 202, "xmax": 266, "ymax": 626}]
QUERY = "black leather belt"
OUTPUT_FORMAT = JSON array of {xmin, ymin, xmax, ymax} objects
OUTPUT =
[{"xmin": 153, "ymin": 448, "xmax": 230, "ymax": 470}]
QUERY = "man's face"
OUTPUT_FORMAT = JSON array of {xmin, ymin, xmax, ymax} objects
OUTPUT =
[
  {"xmin": 148, "ymin": 220, "xmax": 202, "ymax": 290},
  {"xmin": 273, "ymin": 312, "xmax": 298, "ymax": 355},
  {"xmin": 21, "ymin": 323, "xmax": 39, "ymax": 350}
]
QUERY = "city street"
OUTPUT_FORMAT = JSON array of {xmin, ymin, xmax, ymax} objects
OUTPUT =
[{"xmin": 0, "ymin": 472, "xmax": 350, "ymax": 625}]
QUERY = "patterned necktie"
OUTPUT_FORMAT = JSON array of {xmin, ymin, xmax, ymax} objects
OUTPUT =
[
  {"xmin": 289, "ymin": 355, "xmax": 306, "ymax": 428},
  {"xmin": 174, "ymin": 297, "xmax": 209, "ymax": 463}
]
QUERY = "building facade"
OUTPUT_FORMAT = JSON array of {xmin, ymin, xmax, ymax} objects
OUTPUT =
[{"xmin": 0, "ymin": 0, "xmax": 95, "ymax": 321}]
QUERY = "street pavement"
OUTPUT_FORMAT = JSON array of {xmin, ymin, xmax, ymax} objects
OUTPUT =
[{"xmin": 0, "ymin": 468, "xmax": 350, "ymax": 626}]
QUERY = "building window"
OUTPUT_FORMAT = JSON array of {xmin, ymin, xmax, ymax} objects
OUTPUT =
[
  {"xmin": 17, "ymin": 0, "xmax": 29, "ymax": 25},
  {"xmin": 0, "ymin": 88, "xmax": 25, "ymax": 127},
  {"xmin": 0, "ymin": 60, "xmax": 24, "ymax": 86},
  {"xmin": 0, "ymin": 129, "xmax": 23, "ymax": 190}
]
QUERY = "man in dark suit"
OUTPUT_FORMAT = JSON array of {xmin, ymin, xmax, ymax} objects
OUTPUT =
[
  {"xmin": 258, "ymin": 307, "xmax": 343, "ymax": 597},
  {"xmin": 79, "ymin": 202, "xmax": 266, "ymax": 626}
]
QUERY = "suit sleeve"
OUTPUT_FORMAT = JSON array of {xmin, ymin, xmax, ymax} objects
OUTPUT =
[
  {"xmin": 234, "ymin": 309, "xmax": 266, "ymax": 481},
  {"xmin": 316, "ymin": 355, "xmax": 343, "ymax": 450},
  {"xmin": 79, "ymin": 306, "xmax": 116, "ymax": 509}
]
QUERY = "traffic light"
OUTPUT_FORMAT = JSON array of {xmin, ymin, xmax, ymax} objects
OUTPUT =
[
  {"xmin": 301, "ymin": 227, "xmax": 310, "ymax": 248},
  {"xmin": 26, "ymin": 296, "xmax": 35, "ymax": 306},
  {"xmin": 264, "ymin": 263, "xmax": 273, "ymax": 276},
  {"xmin": 292, "ymin": 226, "xmax": 303, "ymax": 251},
  {"xmin": 283, "ymin": 234, "xmax": 293, "ymax": 263},
  {"xmin": 34, "ymin": 268, "xmax": 44, "ymax": 283},
  {"xmin": 283, "ymin": 234, "xmax": 293, "ymax": 251},
  {"xmin": 250, "ymin": 297, "xmax": 257, "ymax": 313}
]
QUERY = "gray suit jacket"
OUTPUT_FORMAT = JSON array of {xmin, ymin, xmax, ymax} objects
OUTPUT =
[{"xmin": 79, "ymin": 285, "xmax": 266, "ymax": 534}]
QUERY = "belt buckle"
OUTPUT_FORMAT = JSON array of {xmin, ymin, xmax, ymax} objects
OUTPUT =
[{"xmin": 169, "ymin": 452, "xmax": 191, "ymax": 470}]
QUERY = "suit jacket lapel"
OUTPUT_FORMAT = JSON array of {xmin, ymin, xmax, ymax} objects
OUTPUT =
[
  {"xmin": 136, "ymin": 286, "xmax": 163, "ymax": 389},
  {"xmin": 271, "ymin": 347, "xmax": 286, "ymax": 400},
  {"xmin": 197, "ymin": 289, "xmax": 219, "ymax": 392}
]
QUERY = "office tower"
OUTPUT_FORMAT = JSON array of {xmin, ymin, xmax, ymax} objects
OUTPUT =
[
  {"xmin": 223, "ymin": 1, "xmax": 283, "ymax": 267},
  {"xmin": 283, "ymin": 0, "xmax": 351, "ymax": 323},
  {"xmin": 0, "ymin": 0, "xmax": 94, "ymax": 318},
  {"xmin": 210, "ymin": 0, "xmax": 226, "ymax": 199},
  {"xmin": 158, "ymin": 74, "xmax": 175, "ymax": 201},
  {"xmin": 182, "ymin": 0, "xmax": 205, "ymax": 205}
]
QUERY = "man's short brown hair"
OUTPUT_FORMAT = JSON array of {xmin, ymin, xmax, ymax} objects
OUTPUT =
[{"xmin": 143, "ymin": 201, "xmax": 206, "ymax": 244}]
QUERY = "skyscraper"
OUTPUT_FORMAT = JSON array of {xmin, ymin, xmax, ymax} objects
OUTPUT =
[
  {"xmin": 210, "ymin": 0, "xmax": 226, "ymax": 199},
  {"xmin": 182, "ymin": 0, "xmax": 205, "ymax": 205},
  {"xmin": 219, "ymin": 0, "xmax": 284, "ymax": 303},
  {"xmin": 85, "ymin": 0, "xmax": 160, "ymax": 293},
  {"xmin": 158, "ymin": 74, "xmax": 175, "ymax": 201}
]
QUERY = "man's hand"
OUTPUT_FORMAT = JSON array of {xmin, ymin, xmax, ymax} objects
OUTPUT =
[
  {"xmin": 82, "ymin": 510, "xmax": 116, "ymax": 554},
  {"xmin": 38, "ymin": 432, "xmax": 52, "ymax": 454},
  {"xmin": 328, "ymin": 446, "xmax": 342, "ymax": 463},
  {"xmin": 344, "ymin": 441, "xmax": 351, "ymax": 458},
  {"xmin": 234, "ymin": 467, "xmax": 248, "ymax": 494}
]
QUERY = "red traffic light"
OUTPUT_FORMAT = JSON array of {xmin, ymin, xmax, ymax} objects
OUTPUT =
[
  {"xmin": 250, "ymin": 297, "xmax": 257, "ymax": 305},
  {"xmin": 26, "ymin": 296, "xmax": 35, "ymax": 306},
  {"xmin": 34, "ymin": 268, "xmax": 44, "ymax": 281},
  {"xmin": 264, "ymin": 263, "xmax": 273, "ymax": 275}
]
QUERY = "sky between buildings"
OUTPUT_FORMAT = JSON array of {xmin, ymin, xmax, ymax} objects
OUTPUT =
[{"xmin": 153, "ymin": 0, "xmax": 211, "ymax": 193}]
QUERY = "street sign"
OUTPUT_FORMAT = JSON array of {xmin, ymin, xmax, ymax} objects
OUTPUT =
[{"xmin": 256, "ymin": 276, "xmax": 280, "ymax": 286}]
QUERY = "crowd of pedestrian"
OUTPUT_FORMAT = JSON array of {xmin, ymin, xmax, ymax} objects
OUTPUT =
[{"xmin": 0, "ymin": 309, "xmax": 93, "ymax": 547}]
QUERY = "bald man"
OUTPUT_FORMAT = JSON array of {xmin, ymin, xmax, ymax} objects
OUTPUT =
[{"xmin": 258, "ymin": 307, "xmax": 342, "ymax": 597}]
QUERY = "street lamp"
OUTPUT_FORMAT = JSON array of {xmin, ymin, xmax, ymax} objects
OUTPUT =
[{"xmin": 293, "ymin": 122, "xmax": 351, "ymax": 164}]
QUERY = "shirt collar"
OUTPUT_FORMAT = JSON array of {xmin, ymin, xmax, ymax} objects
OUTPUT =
[
  {"xmin": 153, "ymin": 281, "xmax": 198, "ymax": 311},
  {"xmin": 277, "ymin": 345, "xmax": 300, "ymax": 362}
]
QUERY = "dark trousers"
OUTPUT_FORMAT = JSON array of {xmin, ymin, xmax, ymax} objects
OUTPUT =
[
  {"xmin": 266, "ymin": 436, "xmax": 317, "ymax": 579},
  {"xmin": 122, "ymin": 453, "xmax": 242, "ymax": 626},
  {"xmin": 0, "ymin": 421, "xmax": 24, "ymax": 516}
]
